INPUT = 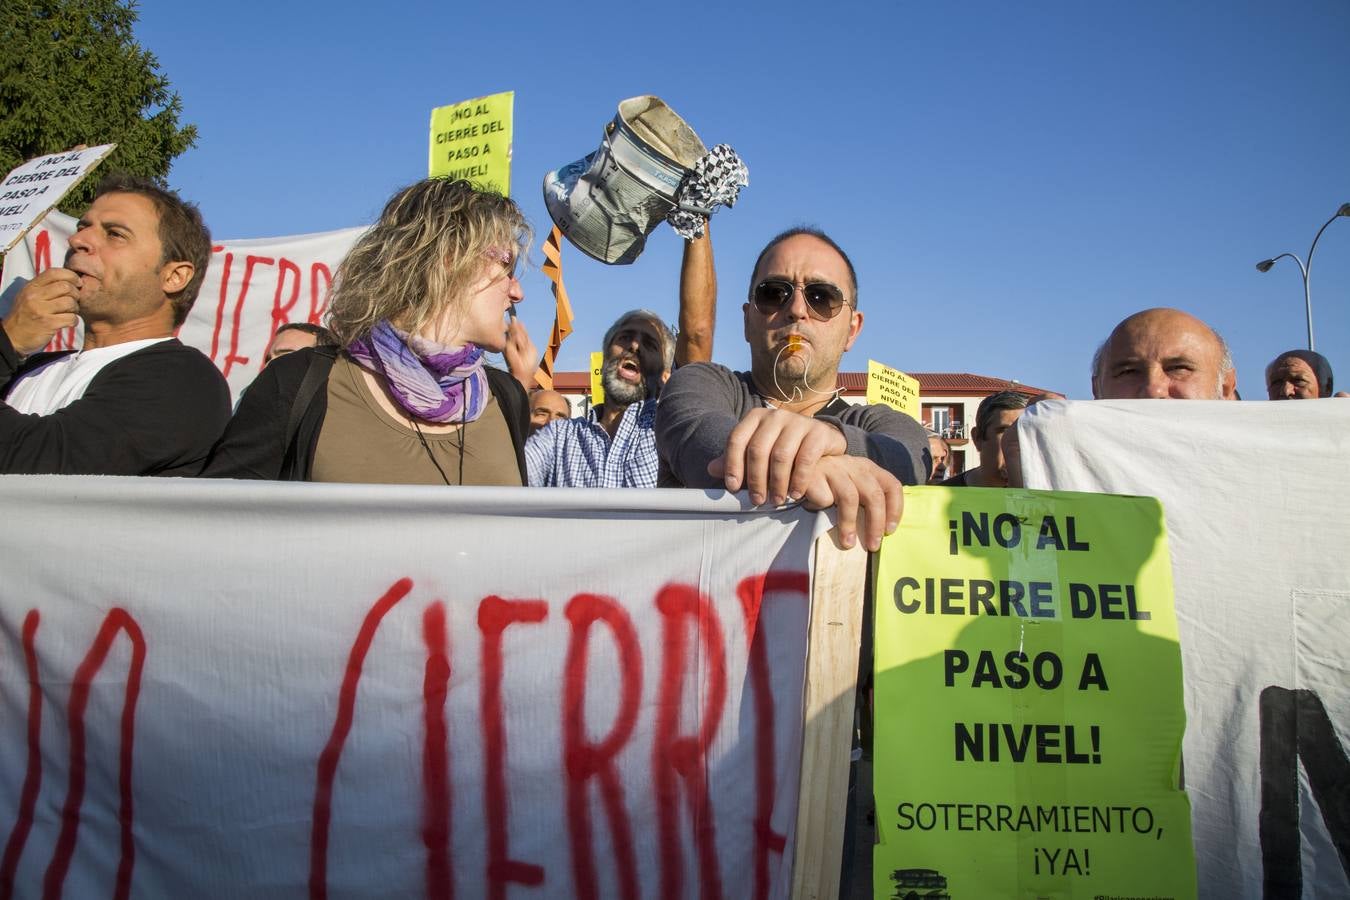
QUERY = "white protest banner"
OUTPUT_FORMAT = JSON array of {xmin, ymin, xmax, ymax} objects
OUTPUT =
[
  {"xmin": 0, "ymin": 145, "xmax": 114, "ymax": 253},
  {"xmin": 0, "ymin": 478, "xmax": 861, "ymax": 899},
  {"xmin": 1016, "ymin": 399, "xmax": 1350, "ymax": 898},
  {"xmin": 0, "ymin": 211, "xmax": 363, "ymax": 400}
]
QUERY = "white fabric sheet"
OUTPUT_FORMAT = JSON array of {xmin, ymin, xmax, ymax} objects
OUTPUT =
[
  {"xmin": 0, "ymin": 479, "xmax": 828, "ymax": 899},
  {"xmin": 1018, "ymin": 399, "xmax": 1350, "ymax": 899}
]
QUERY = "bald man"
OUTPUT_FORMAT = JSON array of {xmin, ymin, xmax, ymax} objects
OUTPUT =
[
  {"xmin": 1265, "ymin": 349, "xmax": 1334, "ymax": 400},
  {"xmin": 528, "ymin": 389, "xmax": 571, "ymax": 434},
  {"xmin": 1091, "ymin": 308, "xmax": 1237, "ymax": 400}
]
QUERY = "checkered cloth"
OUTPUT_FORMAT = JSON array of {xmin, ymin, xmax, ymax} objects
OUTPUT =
[
  {"xmin": 525, "ymin": 399, "xmax": 660, "ymax": 488},
  {"xmin": 667, "ymin": 144, "xmax": 749, "ymax": 240}
]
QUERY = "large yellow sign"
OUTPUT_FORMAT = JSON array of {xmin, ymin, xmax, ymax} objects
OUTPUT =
[
  {"xmin": 428, "ymin": 91, "xmax": 513, "ymax": 195},
  {"xmin": 866, "ymin": 359, "xmax": 921, "ymax": 420},
  {"xmin": 873, "ymin": 486, "xmax": 1196, "ymax": 899}
]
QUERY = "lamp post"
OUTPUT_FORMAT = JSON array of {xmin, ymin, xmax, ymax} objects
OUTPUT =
[{"xmin": 1256, "ymin": 202, "xmax": 1350, "ymax": 352}]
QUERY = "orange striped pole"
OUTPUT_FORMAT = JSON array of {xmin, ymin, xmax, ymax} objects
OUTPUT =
[{"xmin": 535, "ymin": 226, "xmax": 574, "ymax": 390}]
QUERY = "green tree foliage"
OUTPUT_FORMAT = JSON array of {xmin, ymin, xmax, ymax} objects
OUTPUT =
[{"xmin": 0, "ymin": 0, "xmax": 197, "ymax": 217}]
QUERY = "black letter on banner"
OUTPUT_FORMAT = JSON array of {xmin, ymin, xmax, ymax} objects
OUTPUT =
[{"xmin": 1258, "ymin": 686, "xmax": 1350, "ymax": 897}]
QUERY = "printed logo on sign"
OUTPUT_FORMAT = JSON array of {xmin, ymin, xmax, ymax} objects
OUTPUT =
[{"xmin": 889, "ymin": 867, "xmax": 950, "ymax": 899}]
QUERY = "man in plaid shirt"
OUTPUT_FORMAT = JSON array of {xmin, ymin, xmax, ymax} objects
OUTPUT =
[{"xmin": 525, "ymin": 232, "xmax": 716, "ymax": 488}]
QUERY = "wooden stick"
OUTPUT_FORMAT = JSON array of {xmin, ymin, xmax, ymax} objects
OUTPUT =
[{"xmin": 790, "ymin": 531, "xmax": 869, "ymax": 900}]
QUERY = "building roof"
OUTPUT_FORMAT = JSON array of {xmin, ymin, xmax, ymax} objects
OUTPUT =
[
  {"xmin": 547, "ymin": 372, "xmax": 593, "ymax": 393},
  {"xmin": 841, "ymin": 372, "xmax": 1065, "ymax": 398},
  {"xmin": 543, "ymin": 370, "xmax": 1064, "ymax": 398}
]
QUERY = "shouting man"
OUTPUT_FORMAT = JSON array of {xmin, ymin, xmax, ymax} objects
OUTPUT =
[{"xmin": 525, "ymin": 231, "xmax": 715, "ymax": 487}]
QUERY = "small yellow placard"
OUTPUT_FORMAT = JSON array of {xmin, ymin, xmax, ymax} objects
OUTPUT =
[
  {"xmin": 866, "ymin": 359, "xmax": 921, "ymax": 421},
  {"xmin": 873, "ymin": 487, "xmax": 1196, "ymax": 900},
  {"xmin": 589, "ymin": 351, "xmax": 605, "ymax": 406},
  {"xmin": 428, "ymin": 91, "xmax": 514, "ymax": 195}
]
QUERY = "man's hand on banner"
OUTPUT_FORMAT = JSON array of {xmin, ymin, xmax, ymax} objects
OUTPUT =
[
  {"xmin": 2, "ymin": 268, "xmax": 81, "ymax": 357},
  {"xmin": 798, "ymin": 455, "xmax": 901, "ymax": 552},
  {"xmin": 709, "ymin": 408, "xmax": 902, "ymax": 550},
  {"xmin": 715, "ymin": 409, "xmax": 846, "ymax": 504},
  {"xmin": 503, "ymin": 314, "xmax": 539, "ymax": 389}
]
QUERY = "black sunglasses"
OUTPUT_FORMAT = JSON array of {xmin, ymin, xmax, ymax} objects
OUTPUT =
[{"xmin": 751, "ymin": 280, "xmax": 849, "ymax": 321}]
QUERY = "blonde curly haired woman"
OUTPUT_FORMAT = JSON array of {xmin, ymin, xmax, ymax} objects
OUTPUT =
[{"xmin": 206, "ymin": 179, "xmax": 536, "ymax": 484}]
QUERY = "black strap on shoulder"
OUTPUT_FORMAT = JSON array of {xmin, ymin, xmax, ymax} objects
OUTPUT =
[
  {"xmin": 485, "ymin": 367, "xmax": 529, "ymax": 481},
  {"xmin": 818, "ymin": 395, "xmax": 854, "ymax": 419},
  {"xmin": 280, "ymin": 347, "xmax": 337, "ymax": 479}
]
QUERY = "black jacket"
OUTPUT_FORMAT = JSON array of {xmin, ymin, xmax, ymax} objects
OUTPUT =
[
  {"xmin": 204, "ymin": 346, "xmax": 529, "ymax": 481},
  {"xmin": 0, "ymin": 329, "xmax": 231, "ymax": 476}
]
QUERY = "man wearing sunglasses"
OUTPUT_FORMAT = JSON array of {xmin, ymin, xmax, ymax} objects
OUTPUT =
[{"xmin": 656, "ymin": 228, "xmax": 929, "ymax": 551}]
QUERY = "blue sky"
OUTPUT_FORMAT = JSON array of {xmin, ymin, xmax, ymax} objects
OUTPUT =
[{"xmin": 138, "ymin": 0, "xmax": 1349, "ymax": 399}]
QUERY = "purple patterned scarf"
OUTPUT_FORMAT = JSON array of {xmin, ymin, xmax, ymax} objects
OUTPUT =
[{"xmin": 347, "ymin": 320, "xmax": 489, "ymax": 423}]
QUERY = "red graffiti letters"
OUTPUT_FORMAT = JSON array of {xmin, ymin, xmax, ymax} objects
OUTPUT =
[
  {"xmin": 0, "ymin": 608, "xmax": 146, "ymax": 900},
  {"xmin": 208, "ymin": 246, "xmax": 333, "ymax": 375},
  {"xmin": 0, "ymin": 568, "xmax": 809, "ymax": 898},
  {"xmin": 738, "ymin": 572, "xmax": 808, "ymax": 900},
  {"xmin": 309, "ymin": 577, "xmax": 414, "ymax": 900},
  {"xmin": 653, "ymin": 584, "xmax": 728, "ymax": 900},
  {"xmin": 563, "ymin": 594, "xmax": 642, "ymax": 900},
  {"xmin": 422, "ymin": 602, "xmax": 453, "ymax": 900},
  {"xmin": 479, "ymin": 597, "xmax": 549, "ymax": 898}
]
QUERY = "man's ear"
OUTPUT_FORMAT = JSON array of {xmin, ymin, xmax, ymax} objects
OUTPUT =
[
  {"xmin": 742, "ymin": 302, "xmax": 751, "ymax": 343},
  {"xmin": 842, "ymin": 309, "xmax": 864, "ymax": 352},
  {"xmin": 1220, "ymin": 368, "xmax": 1238, "ymax": 400},
  {"xmin": 160, "ymin": 260, "xmax": 194, "ymax": 295}
]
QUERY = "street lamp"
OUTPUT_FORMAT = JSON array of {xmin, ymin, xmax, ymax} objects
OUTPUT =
[{"xmin": 1256, "ymin": 202, "xmax": 1350, "ymax": 351}]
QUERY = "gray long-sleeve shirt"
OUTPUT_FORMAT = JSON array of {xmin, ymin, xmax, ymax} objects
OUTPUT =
[{"xmin": 655, "ymin": 362, "xmax": 930, "ymax": 488}]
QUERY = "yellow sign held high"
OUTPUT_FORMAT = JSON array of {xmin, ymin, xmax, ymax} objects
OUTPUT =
[
  {"xmin": 873, "ymin": 487, "xmax": 1196, "ymax": 900},
  {"xmin": 428, "ymin": 91, "xmax": 514, "ymax": 195},
  {"xmin": 866, "ymin": 359, "xmax": 921, "ymax": 421},
  {"xmin": 589, "ymin": 351, "xmax": 605, "ymax": 406}
]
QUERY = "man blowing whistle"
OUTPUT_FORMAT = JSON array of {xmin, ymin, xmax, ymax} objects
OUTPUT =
[{"xmin": 0, "ymin": 174, "xmax": 230, "ymax": 475}]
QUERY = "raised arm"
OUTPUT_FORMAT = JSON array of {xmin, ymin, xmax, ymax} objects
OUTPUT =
[{"xmin": 673, "ymin": 228, "xmax": 715, "ymax": 367}]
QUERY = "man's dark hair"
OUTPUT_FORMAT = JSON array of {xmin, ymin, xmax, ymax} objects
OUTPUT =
[
  {"xmin": 749, "ymin": 227, "xmax": 860, "ymax": 307},
  {"xmin": 972, "ymin": 391, "xmax": 1032, "ymax": 442},
  {"xmin": 274, "ymin": 321, "xmax": 339, "ymax": 346},
  {"xmin": 93, "ymin": 173, "xmax": 211, "ymax": 327}
]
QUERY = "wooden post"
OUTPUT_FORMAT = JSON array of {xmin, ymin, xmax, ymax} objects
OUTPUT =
[{"xmin": 789, "ymin": 532, "xmax": 870, "ymax": 900}]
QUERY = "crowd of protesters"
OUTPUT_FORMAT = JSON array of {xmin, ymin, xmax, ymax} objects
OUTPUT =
[
  {"xmin": 1, "ymin": 170, "xmax": 1346, "ymax": 900},
  {"xmin": 0, "ymin": 174, "xmax": 1344, "ymax": 542}
]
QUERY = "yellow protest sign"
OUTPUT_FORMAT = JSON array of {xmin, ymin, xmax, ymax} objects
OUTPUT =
[
  {"xmin": 866, "ymin": 360, "xmax": 921, "ymax": 420},
  {"xmin": 589, "ymin": 351, "xmax": 605, "ymax": 405},
  {"xmin": 873, "ymin": 487, "xmax": 1195, "ymax": 900},
  {"xmin": 428, "ymin": 91, "xmax": 514, "ymax": 195}
]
